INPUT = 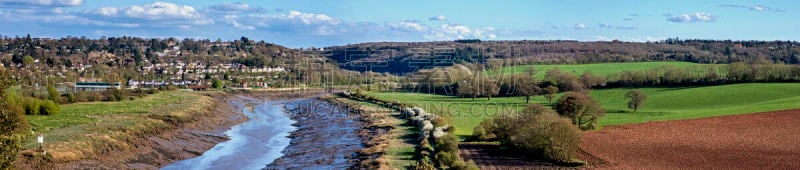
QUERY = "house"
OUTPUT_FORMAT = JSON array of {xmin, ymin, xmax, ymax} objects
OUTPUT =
[{"xmin": 74, "ymin": 82, "xmax": 122, "ymax": 92}]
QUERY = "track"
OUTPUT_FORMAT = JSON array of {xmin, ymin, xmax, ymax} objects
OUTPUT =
[{"xmin": 458, "ymin": 142, "xmax": 562, "ymax": 170}]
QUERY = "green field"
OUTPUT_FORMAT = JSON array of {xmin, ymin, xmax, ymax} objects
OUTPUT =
[
  {"xmin": 24, "ymin": 90, "xmax": 216, "ymax": 159},
  {"xmin": 367, "ymin": 83, "xmax": 800, "ymax": 137},
  {"xmin": 491, "ymin": 62, "xmax": 721, "ymax": 79}
]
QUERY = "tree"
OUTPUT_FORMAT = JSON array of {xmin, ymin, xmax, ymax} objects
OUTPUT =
[
  {"xmin": 555, "ymin": 92, "xmax": 605, "ymax": 130},
  {"xmin": 1, "ymin": 69, "xmax": 29, "ymax": 168},
  {"xmin": 544, "ymin": 68, "xmax": 563, "ymax": 83},
  {"xmin": 47, "ymin": 85, "xmax": 60, "ymax": 102},
  {"xmin": 482, "ymin": 77, "xmax": 499, "ymax": 101},
  {"xmin": 22, "ymin": 55, "xmax": 34, "ymax": 67},
  {"xmin": 544, "ymin": 85, "xmax": 558, "ymax": 104},
  {"xmin": 580, "ymin": 71, "xmax": 607, "ymax": 89},
  {"xmin": 212, "ymin": 78, "xmax": 224, "ymax": 89},
  {"xmin": 625, "ymin": 89, "xmax": 647, "ymax": 112},
  {"xmin": 456, "ymin": 78, "xmax": 480, "ymax": 101},
  {"xmin": 512, "ymin": 74, "xmax": 539, "ymax": 103}
]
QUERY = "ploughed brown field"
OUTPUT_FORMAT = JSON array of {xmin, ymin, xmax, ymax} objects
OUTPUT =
[{"xmin": 581, "ymin": 109, "xmax": 800, "ymax": 169}]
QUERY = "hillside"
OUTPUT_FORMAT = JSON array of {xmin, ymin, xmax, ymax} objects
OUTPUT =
[{"xmin": 323, "ymin": 40, "xmax": 800, "ymax": 74}]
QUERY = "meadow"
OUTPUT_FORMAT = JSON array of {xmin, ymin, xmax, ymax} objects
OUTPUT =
[
  {"xmin": 367, "ymin": 83, "xmax": 800, "ymax": 137},
  {"xmin": 23, "ymin": 90, "xmax": 217, "ymax": 161}
]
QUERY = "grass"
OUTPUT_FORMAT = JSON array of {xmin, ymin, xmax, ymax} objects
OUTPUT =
[
  {"xmin": 335, "ymin": 97, "xmax": 418, "ymax": 169},
  {"xmin": 366, "ymin": 83, "xmax": 800, "ymax": 137},
  {"xmin": 23, "ymin": 90, "xmax": 217, "ymax": 161},
  {"xmin": 384, "ymin": 118, "xmax": 418, "ymax": 168},
  {"xmin": 490, "ymin": 62, "xmax": 720, "ymax": 79},
  {"xmin": 591, "ymin": 83, "xmax": 800, "ymax": 126}
]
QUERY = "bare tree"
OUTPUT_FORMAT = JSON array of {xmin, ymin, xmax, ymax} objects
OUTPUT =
[
  {"xmin": 513, "ymin": 74, "xmax": 540, "ymax": 103},
  {"xmin": 456, "ymin": 77, "xmax": 480, "ymax": 101},
  {"xmin": 580, "ymin": 71, "xmax": 607, "ymax": 89},
  {"xmin": 625, "ymin": 89, "xmax": 647, "ymax": 112},
  {"xmin": 555, "ymin": 92, "xmax": 605, "ymax": 130},
  {"xmin": 544, "ymin": 85, "xmax": 558, "ymax": 104},
  {"xmin": 482, "ymin": 77, "xmax": 499, "ymax": 101}
]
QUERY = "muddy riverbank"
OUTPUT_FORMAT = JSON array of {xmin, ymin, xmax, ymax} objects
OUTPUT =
[{"xmin": 265, "ymin": 98, "xmax": 364, "ymax": 169}]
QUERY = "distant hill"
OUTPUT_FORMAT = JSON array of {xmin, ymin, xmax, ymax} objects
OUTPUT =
[{"xmin": 321, "ymin": 39, "xmax": 800, "ymax": 74}]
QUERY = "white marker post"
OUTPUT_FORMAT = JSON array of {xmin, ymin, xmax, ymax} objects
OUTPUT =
[{"xmin": 37, "ymin": 135, "xmax": 44, "ymax": 152}]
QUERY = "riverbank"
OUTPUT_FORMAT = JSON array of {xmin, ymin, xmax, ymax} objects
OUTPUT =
[
  {"xmin": 265, "ymin": 98, "xmax": 364, "ymax": 169},
  {"xmin": 15, "ymin": 91, "xmax": 247, "ymax": 169}
]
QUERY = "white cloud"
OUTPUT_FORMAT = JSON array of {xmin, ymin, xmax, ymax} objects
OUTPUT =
[
  {"xmin": 0, "ymin": 0, "xmax": 83, "ymax": 7},
  {"xmin": 82, "ymin": 2, "xmax": 213, "ymax": 27},
  {"xmin": 425, "ymin": 24, "xmax": 496, "ymax": 40},
  {"xmin": 428, "ymin": 15, "xmax": 446, "ymax": 21},
  {"xmin": 235, "ymin": 10, "xmax": 346, "ymax": 36},
  {"xmin": 205, "ymin": 2, "xmax": 264, "ymax": 14},
  {"xmin": 285, "ymin": 10, "xmax": 340, "ymax": 25},
  {"xmin": 223, "ymin": 15, "xmax": 255, "ymax": 30},
  {"xmin": 667, "ymin": 12, "xmax": 716, "ymax": 23},
  {"xmin": 389, "ymin": 20, "xmax": 425, "ymax": 32},
  {"xmin": 597, "ymin": 23, "xmax": 636, "ymax": 30},
  {"xmin": 719, "ymin": 4, "xmax": 780, "ymax": 12},
  {"xmin": 574, "ymin": 23, "xmax": 588, "ymax": 30},
  {"xmin": 122, "ymin": 2, "xmax": 201, "ymax": 20}
]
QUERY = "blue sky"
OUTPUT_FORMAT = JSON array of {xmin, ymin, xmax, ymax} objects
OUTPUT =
[{"xmin": 0, "ymin": 0, "xmax": 797, "ymax": 47}]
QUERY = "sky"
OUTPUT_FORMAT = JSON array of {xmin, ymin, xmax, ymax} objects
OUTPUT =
[{"xmin": 0, "ymin": 0, "xmax": 797, "ymax": 48}]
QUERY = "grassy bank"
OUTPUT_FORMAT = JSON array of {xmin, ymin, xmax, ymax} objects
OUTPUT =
[
  {"xmin": 327, "ymin": 96, "xmax": 419, "ymax": 169},
  {"xmin": 367, "ymin": 83, "xmax": 800, "ymax": 137},
  {"xmin": 23, "ymin": 90, "xmax": 219, "ymax": 162}
]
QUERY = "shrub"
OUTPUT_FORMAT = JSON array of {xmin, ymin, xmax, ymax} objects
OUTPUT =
[
  {"xmin": 476, "ymin": 103, "xmax": 583, "ymax": 163},
  {"xmin": 147, "ymin": 89, "xmax": 159, "ymax": 94},
  {"xmin": 39, "ymin": 100, "xmax": 61, "ymax": 115},
  {"xmin": 0, "ymin": 135, "xmax": 22, "ymax": 169},
  {"xmin": 108, "ymin": 89, "xmax": 123, "ymax": 101},
  {"xmin": 86, "ymin": 93, "xmax": 98, "ymax": 102},
  {"xmin": 47, "ymin": 85, "xmax": 60, "ymax": 102},
  {"xmin": 22, "ymin": 97, "xmax": 41, "ymax": 115},
  {"xmin": 212, "ymin": 79, "xmax": 224, "ymax": 89},
  {"xmin": 471, "ymin": 118, "xmax": 496, "ymax": 141},
  {"xmin": 66, "ymin": 93, "xmax": 76, "ymax": 103}
]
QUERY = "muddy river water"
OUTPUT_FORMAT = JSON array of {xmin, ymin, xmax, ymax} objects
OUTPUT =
[{"xmin": 162, "ymin": 97, "xmax": 362, "ymax": 170}]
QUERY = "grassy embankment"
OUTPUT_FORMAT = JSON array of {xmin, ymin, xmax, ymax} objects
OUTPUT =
[
  {"xmin": 367, "ymin": 83, "xmax": 800, "ymax": 137},
  {"xmin": 329, "ymin": 96, "xmax": 418, "ymax": 169},
  {"xmin": 23, "ymin": 90, "xmax": 219, "ymax": 162}
]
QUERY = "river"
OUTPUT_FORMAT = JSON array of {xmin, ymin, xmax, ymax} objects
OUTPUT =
[{"xmin": 162, "ymin": 98, "xmax": 296, "ymax": 170}]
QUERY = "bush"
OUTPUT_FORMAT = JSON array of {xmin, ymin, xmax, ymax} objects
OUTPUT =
[
  {"xmin": 39, "ymin": 100, "xmax": 61, "ymax": 115},
  {"xmin": 75, "ymin": 92, "xmax": 88, "ymax": 102},
  {"xmin": 212, "ymin": 79, "xmax": 224, "ymax": 89},
  {"xmin": 47, "ymin": 85, "xmax": 60, "ymax": 102},
  {"xmin": 86, "ymin": 93, "xmax": 98, "ymax": 102},
  {"xmin": 0, "ymin": 135, "xmax": 22, "ymax": 169},
  {"xmin": 107, "ymin": 89, "xmax": 123, "ymax": 101},
  {"xmin": 66, "ymin": 93, "xmax": 76, "ymax": 103},
  {"xmin": 22, "ymin": 97, "xmax": 41, "ymax": 115},
  {"xmin": 476, "ymin": 103, "xmax": 583, "ymax": 163}
]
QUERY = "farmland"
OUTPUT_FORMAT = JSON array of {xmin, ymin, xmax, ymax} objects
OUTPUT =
[
  {"xmin": 366, "ymin": 83, "xmax": 800, "ymax": 137},
  {"xmin": 581, "ymin": 109, "xmax": 800, "ymax": 169}
]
